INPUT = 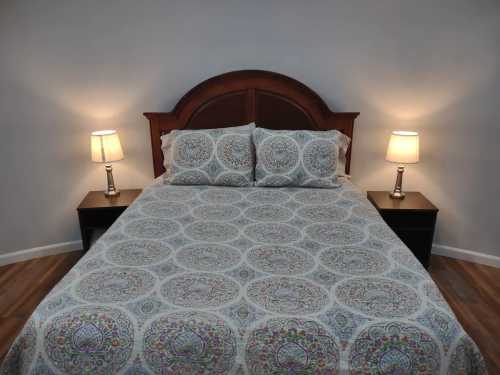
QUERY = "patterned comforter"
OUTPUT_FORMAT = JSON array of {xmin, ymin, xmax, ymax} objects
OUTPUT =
[{"xmin": 1, "ymin": 180, "xmax": 487, "ymax": 374}]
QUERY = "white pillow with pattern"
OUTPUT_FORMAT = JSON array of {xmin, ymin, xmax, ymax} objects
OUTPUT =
[
  {"xmin": 253, "ymin": 128, "xmax": 350, "ymax": 188},
  {"xmin": 161, "ymin": 123, "xmax": 255, "ymax": 187}
]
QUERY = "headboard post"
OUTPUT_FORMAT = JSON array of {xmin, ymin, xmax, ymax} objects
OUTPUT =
[
  {"xmin": 143, "ymin": 113, "xmax": 179, "ymax": 178},
  {"xmin": 144, "ymin": 70, "xmax": 359, "ymax": 178}
]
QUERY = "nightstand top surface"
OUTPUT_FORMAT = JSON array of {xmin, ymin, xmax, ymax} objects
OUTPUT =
[
  {"xmin": 78, "ymin": 189, "xmax": 142, "ymax": 210},
  {"xmin": 367, "ymin": 191, "xmax": 438, "ymax": 212}
]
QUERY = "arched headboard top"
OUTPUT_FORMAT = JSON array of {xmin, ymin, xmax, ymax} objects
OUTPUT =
[{"xmin": 144, "ymin": 70, "xmax": 359, "ymax": 177}]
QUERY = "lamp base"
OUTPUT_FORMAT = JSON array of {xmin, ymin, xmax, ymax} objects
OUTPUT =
[
  {"xmin": 389, "ymin": 191, "xmax": 405, "ymax": 199},
  {"xmin": 104, "ymin": 189, "xmax": 120, "ymax": 197},
  {"xmin": 390, "ymin": 166, "xmax": 406, "ymax": 200},
  {"xmin": 104, "ymin": 164, "xmax": 120, "ymax": 197}
]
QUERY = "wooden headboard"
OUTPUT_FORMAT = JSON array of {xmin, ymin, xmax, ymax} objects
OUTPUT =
[{"xmin": 144, "ymin": 70, "xmax": 359, "ymax": 178}]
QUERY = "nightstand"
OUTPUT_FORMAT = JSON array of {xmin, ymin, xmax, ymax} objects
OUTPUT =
[
  {"xmin": 367, "ymin": 191, "xmax": 438, "ymax": 268},
  {"xmin": 77, "ymin": 189, "xmax": 142, "ymax": 251}
]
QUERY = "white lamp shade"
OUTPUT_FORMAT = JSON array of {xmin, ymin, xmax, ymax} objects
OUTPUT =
[
  {"xmin": 386, "ymin": 131, "xmax": 419, "ymax": 164},
  {"xmin": 91, "ymin": 130, "xmax": 124, "ymax": 163}
]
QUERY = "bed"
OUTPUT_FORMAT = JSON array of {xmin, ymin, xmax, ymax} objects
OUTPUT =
[{"xmin": 1, "ymin": 71, "xmax": 486, "ymax": 374}]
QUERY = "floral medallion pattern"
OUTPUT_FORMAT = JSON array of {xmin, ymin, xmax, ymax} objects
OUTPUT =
[
  {"xmin": 305, "ymin": 222, "xmax": 365, "ymax": 245},
  {"xmin": 349, "ymin": 322, "xmax": 441, "ymax": 374},
  {"xmin": 43, "ymin": 306, "xmax": 134, "ymax": 375},
  {"xmin": 0, "ymin": 180, "xmax": 486, "ymax": 374},
  {"xmin": 246, "ymin": 189, "xmax": 290, "ymax": 203},
  {"xmin": 173, "ymin": 132, "xmax": 214, "ymax": 168},
  {"xmin": 247, "ymin": 276, "xmax": 329, "ymax": 315},
  {"xmin": 217, "ymin": 134, "xmax": 254, "ymax": 171},
  {"xmin": 254, "ymin": 128, "xmax": 349, "ymax": 187},
  {"xmin": 124, "ymin": 218, "xmax": 180, "ymax": 239},
  {"xmin": 297, "ymin": 205, "xmax": 348, "ymax": 222},
  {"xmin": 244, "ymin": 223, "xmax": 301, "ymax": 244},
  {"xmin": 218, "ymin": 298, "xmax": 266, "ymax": 337},
  {"xmin": 106, "ymin": 239, "xmax": 172, "ymax": 266},
  {"xmin": 184, "ymin": 221, "xmax": 239, "ymax": 242},
  {"xmin": 305, "ymin": 265, "xmax": 345, "ymax": 289},
  {"xmin": 303, "ymin": 139, "xmax": 339, "ymax": 177},
  {"xmin": 162, "ymin": 124, "xmax": 255, "ymax": 186},
  {"xmin": 140, "ymin": 201, "xmax": 189, "ymax": 218},
  {"xmin": 143, "ymin": 311, "xmax": 237, "ymax": 374},
  {"xmin": 294, "ymin": 189, "xmax": 338, "ymax": 204},
  {"xmin": 258, "ymin": 135, "xmax": 300, "ymax": 174},
  {"xmin": 417, "ymin": 307, "xmax": 460, "ymax": 352},
  {"xmin": 368, "ymin": 223, "xmax": 401, "ymax": 243},
  {"xmin": 447, "ymin": 336, "xmax": 487, "ymax": 375},
  {"xmin": 421, "ymin": 281, "xmax": 454, "ymax": 313},
  {"xmin": 224, "ymin": 263, "xmax": 264, "ymax": 285},
  {"xmin": 0, "ymin": 320, "xmax": 37, "ymax": 375},
  {"xmin": 393, "ymin": 247, "xmax": 427, "ymax": 273},
  {"xmin": 246, "ymin": 318, "xmax": 340, "ymax": 374},
  {"xmin": 244, "ymin": 204, "xmax": 293, "ymax": 222},
  {"xmin": 75, "ymin": 267, "xmax": 156, "ymax": 303},
  {"xmin": 335, "ymin": 277, "xmax": 422, "ymax": 318},
  {"xmin": 154, "ymin": 187, "xmax": 196, "ymax": 201},
  {"xmin": 176, "ymin": 243, "xmax": 241, "ymax": 271},
  {"xmin": 200, "ymin": 189, "xmax": 243, "ymax": 203},
  {"xmin": 351, "ymin": 204, "xmax": 380, "ymax": 220},
  {"xmin": 125, "ymin": 295, "xmax": 174, "ymax": 323},
  {"xmin": 36, "ymin": 292, "xmax": 82, "ymax": 320},
  {"xmin": 192, "ymin": 204, "xmax": 241, "ymax": 221},
  {"xmin": 319, "ymin": 307, "xmax": 371, "ymax": 349},
  {"xmin": 147, "ymin": 259, "xmax": 183, "ymax": 280},
  {"xmin": 161, "ymin": 273, "xmax": 240, "ymax": 308},
  {"xmin": 319, "ymin": 246, "xmax": 390, "ymax": 275},
  {"xmin": 247, "ymin": 245, "xmax": 314, "ymax": 275}
]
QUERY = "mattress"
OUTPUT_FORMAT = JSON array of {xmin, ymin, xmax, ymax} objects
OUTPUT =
[{"xmin": 0, "ymin": 179, "xmax": 487, "ymax": 374}]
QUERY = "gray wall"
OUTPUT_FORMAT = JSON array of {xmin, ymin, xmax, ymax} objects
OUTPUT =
[{"xmin": 1, "ymin": 0, "xmax": 499, "ymax": 257}]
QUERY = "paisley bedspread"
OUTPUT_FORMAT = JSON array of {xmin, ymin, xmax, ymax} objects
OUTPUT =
[{"xmin": 0, "ymin": 180, "xmax": 487, "ymax": 374}]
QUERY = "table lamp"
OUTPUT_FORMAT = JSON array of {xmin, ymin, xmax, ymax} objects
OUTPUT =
[
  {"xmin": 91, "ymin": 130, "xmax": 124, "ymax": 197},
  {"xmin": 386, "ymin": 130, "xmax": 419, "ymax": 199}
]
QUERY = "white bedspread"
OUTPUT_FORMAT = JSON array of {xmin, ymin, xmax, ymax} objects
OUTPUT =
[{"xmin": 0, "ymin": 179, "xmax": 487, "ymax": 374}]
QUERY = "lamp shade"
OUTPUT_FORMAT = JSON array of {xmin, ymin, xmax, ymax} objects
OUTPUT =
[
  {"xmin": 386, "ymin": 131, "xmax": 419, "ymax": 164},
  {"xmin": 91, "ymin": 130, "xmax": 124, "ymax": 163}
]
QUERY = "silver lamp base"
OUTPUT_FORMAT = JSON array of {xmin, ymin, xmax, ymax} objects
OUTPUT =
[
  {"xmin": 105, "ymin": 189, "xmax": 120, "ymax": 197},
  {"xmin": 390, "ymin": 166, "xmax": 406, "ymax": 200},
  {"xmin": 390, "ymin": 190, "xmax": 406, "ymax": 199},
  {"xmin": 104, "ymin": 164, "xmax": 120, "ymax": 197}
]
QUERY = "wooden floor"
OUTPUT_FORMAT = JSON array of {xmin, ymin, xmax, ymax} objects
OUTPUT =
[
  {"xmin": 0, "ymin": 252, "xmax": 499, "ymax": 372},
  {"xmin": 430, "ymin": 255, "xmax": 500, "ymax": 372}
]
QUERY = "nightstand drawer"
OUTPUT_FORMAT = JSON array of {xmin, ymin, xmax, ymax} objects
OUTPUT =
[
  {"xmin": 380, "ymin": 211, "xmax": 436, "ymax": 230},
  {"xmin": 78, "ymin": 207, "xmax": 126, "ymax": 228}
]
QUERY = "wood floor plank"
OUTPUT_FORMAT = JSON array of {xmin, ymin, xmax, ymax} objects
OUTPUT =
[
  {"xmin": 0, "ymin": 251, "xmax": 499, "ymax": 373},
  {"xmin": 429, "ymin": 255, "xmax": 500, "ymax": 373},
  {"xmin": 0, "ymin": 317, "xmax": 27, "ymax": 363}
]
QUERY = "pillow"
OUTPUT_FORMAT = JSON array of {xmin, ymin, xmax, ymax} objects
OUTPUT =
[
  {"xmin": 253, "ymin": 128, "xmax": 350, "ymax": 188},
  {"xmin": 161, "ymin": 123, "xmax": 255, "ymax": 187}
]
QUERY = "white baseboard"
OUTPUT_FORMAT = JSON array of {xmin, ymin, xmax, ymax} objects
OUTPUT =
[
  {"xmin": 0, "ymin": 240, "xmax": 82, "ymax": 267},
  {"xmin": 432, "ymin": 243, "xmax": 500, "ymax": 268}
]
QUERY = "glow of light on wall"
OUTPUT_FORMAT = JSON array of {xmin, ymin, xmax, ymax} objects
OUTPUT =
[
  {"xmin": 54, "ymin": 91, "xmax": 130, "ymax": 121},
  {"xmin": 357, "ymin": 85, "xmax": 465, "ymax": 121},
  {"xmin": 5, "ymin": 57, "xmax": 165, "ymax": 124},
  {"xmin": 344, "ymin": 48, "xmax": 497, "ymax": 122}
]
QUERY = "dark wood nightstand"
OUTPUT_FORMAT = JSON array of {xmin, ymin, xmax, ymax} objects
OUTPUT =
[
  {"xmin": 367, "ymin": 191, "xmax": 438, "ymax": 268},
  {"xmin": 77, "ymin": 189, "xmax": 142, "ymax": 251}
]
